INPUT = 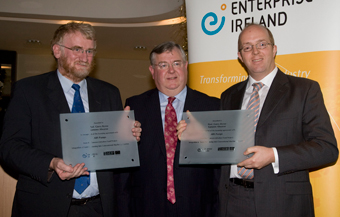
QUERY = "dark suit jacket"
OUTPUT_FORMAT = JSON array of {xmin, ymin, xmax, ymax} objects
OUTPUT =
[
  {"xmin": 120, "ymin": 87, "xmax": 220, "ymax": 217},
  {"xmin": 218, "ymin": 70, "xmax": 338, "ymax": 217},
  {"xmin": 0, "ymin": 71, "xmax": 123, "ymax": 217}
]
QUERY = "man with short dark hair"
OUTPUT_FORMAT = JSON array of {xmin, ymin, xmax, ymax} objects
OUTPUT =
[{"xmin": 0, "ymin": 22, "xmax": 141, "ymax": 217}]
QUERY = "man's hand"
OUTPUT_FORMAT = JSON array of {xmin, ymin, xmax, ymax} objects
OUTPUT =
[
  {"xmin": 125, "ymin": 106, "xmax": 142, "ymax": 142},
  {"xmin": 237, "ymin": 146, "xmax": 275, "ymax": 169},
  {"xmin": 49, "ymin": 157, "xmax": 89, "ymax": 180},
  {"xmin": 176, "ymin": 120, "xmax": 187, "ymax": 140}
]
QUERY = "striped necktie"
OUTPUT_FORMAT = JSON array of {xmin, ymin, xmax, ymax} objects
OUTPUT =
[{"xmin": 237, "ymin": 82, "xmax": 264, "ymax": 179}]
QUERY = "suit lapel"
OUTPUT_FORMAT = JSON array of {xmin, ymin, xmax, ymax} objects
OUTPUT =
[
  {"xmin": 86, "ymin": 77, "xmax": 103, "ymax": 112},
  {"xmin": 147, "ymin": 89, "xmax": 167, "ymax": 157},
  {"xmin": 47, "ymin": 71, "xmax": 70, "ymax": 113},
  {"xmin": 257, "ymin": 70, "xmax": 289, "ymax": 128},
  {"xmin": 231, "ymin": 82, "xmax": 247, "ymax": 110},
  {"xmin": 183, "ymin": 87, "xmax": 195, "ymax": 111}
]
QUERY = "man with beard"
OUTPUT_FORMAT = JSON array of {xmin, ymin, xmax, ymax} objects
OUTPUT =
[{"xmin": 0, "ymin": 22, "xmax": 141, "ymax": 217}]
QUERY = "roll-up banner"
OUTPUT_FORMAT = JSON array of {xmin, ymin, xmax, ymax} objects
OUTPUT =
[{"xmin": 185, "ymin": 0, "xmax": 340, "ymax": 216}]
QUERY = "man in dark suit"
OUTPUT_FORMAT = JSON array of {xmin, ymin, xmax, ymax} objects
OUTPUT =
[
  {"xmin": 217, "ymin": 24, "xmax": 338, "ymax": 217},
  {"xmin": 0, "ymin": 22, "xmax": 141, "ymax": 217},
  {"xmin": 119, "ymin": 41, "xmax": 220, "ymax": 217}
]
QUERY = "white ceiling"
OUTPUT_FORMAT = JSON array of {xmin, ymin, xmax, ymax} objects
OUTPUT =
[{"xmin": 0, "ymin": 0, "xmax": 186, "ymax": 60}]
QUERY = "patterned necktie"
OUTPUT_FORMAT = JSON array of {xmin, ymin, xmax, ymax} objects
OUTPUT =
[
  {"xmin": 72, "ymin": 84, "xmax": 90, "ymax": 194},
  {"xmin": 238, "ymin": 82, "xmax": 264, "ymax": 180},
  {"xmin": 164, "ymin": 97, "xmax": 177, "ymax": 204}
]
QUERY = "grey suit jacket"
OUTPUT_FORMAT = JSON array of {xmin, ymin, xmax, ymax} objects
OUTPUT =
[
  {"xmin": 218, "ymin": 69, "xmax": 338, "ymax": 217},
  {"xmin": 0, "ymin": 71, "xmax": 123, "ymax": 217}
]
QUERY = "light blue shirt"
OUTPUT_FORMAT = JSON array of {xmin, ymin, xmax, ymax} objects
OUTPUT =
[
  {"xmin": 158, "ymin": 86, "xmax": 187, "ymax": 129},
  {"xmin": 57, "ymin": 71, "xmax": 99, "ymax": 199}
]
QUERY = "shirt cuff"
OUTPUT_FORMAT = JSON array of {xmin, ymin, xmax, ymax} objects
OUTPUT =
[{"xmin": 271, "ymin": 147, "xmax": 279, "ymax": 174}]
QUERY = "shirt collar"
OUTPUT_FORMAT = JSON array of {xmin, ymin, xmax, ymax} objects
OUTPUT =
[
  {"xmin": 57, "ymin": 70, "xmax": 87, "ymax": 93},
  {"xmin": 159, "ymin": 86, "xmax": 187, "ymax": 104},
  {"xmin": 247, "ymin": 66, "xmax": 278, "ymax": 90}
]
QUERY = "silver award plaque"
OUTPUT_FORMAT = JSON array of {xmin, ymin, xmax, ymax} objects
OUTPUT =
[
  {"xmin": 179, "ymin": 110, "xmax": 255, "ymax": 165},
  {"xmin": 60, "ymin": 110, "xmax": 139, "ymax": 171}
]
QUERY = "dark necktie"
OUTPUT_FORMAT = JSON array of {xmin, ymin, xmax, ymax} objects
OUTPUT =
[
  {"xmin": 72, "ymin": 84, "xmax": 90, "ymax": 194},
  {"xmin": 164, "ymin": 97, "xmax": 177, "ymax": 204},
  {"xmin": 238, "ymin": 82, "xmax": 264, "ymax": 179}
]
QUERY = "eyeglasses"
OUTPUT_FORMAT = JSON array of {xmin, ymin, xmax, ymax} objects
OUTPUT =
[
  {"xmin": 239, "ymin": 41, "xmax": 273, "ymax": 52},
  {"xmin": 58, "ymin": 44, "xmax": 96, "ymax": 57},
  {"xmin": 153, "ymin": 61, "xmax": 184, "ymax": 70}
]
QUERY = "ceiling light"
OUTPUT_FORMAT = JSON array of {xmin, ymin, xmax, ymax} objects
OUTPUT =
[
  {"xmin": 134, "ymin": 46, "xmax": 147, "ymax": 51},
  {"xmin": 1, "ymin": 65, "xmax": 11, "ymax": 69},
  {"xmin": 26, "ymin": 39, "xmax": 41, "ymax": 44}
]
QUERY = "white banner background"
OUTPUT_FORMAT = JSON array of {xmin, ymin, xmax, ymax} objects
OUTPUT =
[
  {"xmin": 187, "ymin": 0, "xmax": 340, "ymax": 63},
  {"xmin": 185, "ymin": 1, "xmax": 340, "ymax": 216}
]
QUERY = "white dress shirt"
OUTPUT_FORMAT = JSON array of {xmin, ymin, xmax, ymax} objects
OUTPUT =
[
  {"xmin": 230, "ymin": 67, "xmax": 280, "ymax": 178},
  {"xmin": 57, "ymin": 71, "xmax": 99, "ymax": 199}
]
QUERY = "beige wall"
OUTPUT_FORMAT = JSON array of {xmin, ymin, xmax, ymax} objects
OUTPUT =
[
  {"xmin": 0, "ymin": 53, "xmax": 156, "ymax": 216},
  {"xmin": 94, "ymin": 58, "xmax": 156, "ymax": 103},
  {"xmin": 16, "ymin": 54, "xmax": 156, "ymax": 103}
]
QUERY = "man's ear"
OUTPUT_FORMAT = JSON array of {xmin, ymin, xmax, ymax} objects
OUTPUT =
[
  {"xmin": 52, "ymin": 44, "xmax": 61, "ymax": 59},
  {"xmin": 149, "ymin": 65, "xmax": 155, "ymax": 80},
  {"xmin": 272, "ymin": 45, "xmax": 277, "ymax": 58},
  {"xmin": 237, "ymin": 52, "xmax": 244, "ymax": 63}
]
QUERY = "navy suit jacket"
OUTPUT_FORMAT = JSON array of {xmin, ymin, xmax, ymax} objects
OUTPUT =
[
  {"xmin": 119, "ymin": 87, "xmax": 220, "ymax": 217},
  {"xmin": 0, "ymin": 71, "xmax": 123, "ymax": 217},
  {"xmin": 218, "ymin": 70, "xmax": 338, "ymax": 217}
]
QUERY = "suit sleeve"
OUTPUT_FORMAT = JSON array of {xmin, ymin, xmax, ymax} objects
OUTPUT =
[
  {"xmin": 277, "ymin": 81, "xmax": 338, "ymax": 173},
  {"xmin": 0, "ymin": 82, "xmax": 54, "ymax": 186}
]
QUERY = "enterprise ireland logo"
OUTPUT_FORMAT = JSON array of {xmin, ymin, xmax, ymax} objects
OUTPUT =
[
  {"xmin": 201, "ymin": 4, "xmax": 226, "ymax": 35},
  {"xmin": 82, "ymin": 153, "xmax": 90, "ymax": 158}
]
